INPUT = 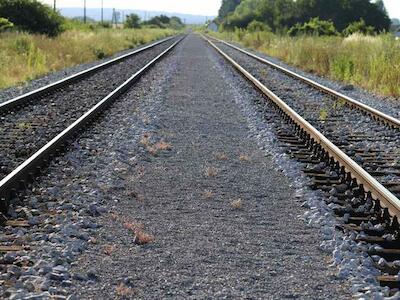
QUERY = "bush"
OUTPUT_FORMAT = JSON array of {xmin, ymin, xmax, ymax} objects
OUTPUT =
[
  {"xmin": 0, "ymin": 17, "xmax": 13, "ymax": 32},
  {"xmin": 247, "ymin": 20, "xmax": 270, "ymax": 32},
  {"xmin": 0, "ymin": 0, "xmax": 64, "ymax": 36},
  {"xmin": 288, "ymin": 17, "xmax": 338, "ymax": 37},
  {"xmin": 342, "ymin": 19, "xmax": 375, "ymax": 37},
  {"xmin": 98, "ymin": 21, "xmax": 112, "ymax": 28},
  {"xmin": 124, "ymin": 13, "xmax": 141, "ymax": 29}
]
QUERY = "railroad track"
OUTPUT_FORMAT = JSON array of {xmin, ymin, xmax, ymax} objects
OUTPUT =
[
  {"xmin": 0, "ymin": 36, "xmax": 179, "ymax": 182},
  {"xmin": 0, "ymin": 35, "xmax": 184, "ymax": 211},
  {"xmin": 203, "ymin": 35, "xmax": 400, "ymax": 291}
]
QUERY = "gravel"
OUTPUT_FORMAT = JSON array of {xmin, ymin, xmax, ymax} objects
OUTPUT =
[
  {"xmin": 0, "ymin": 37, "xmax": 178, "ymax": 181},
  {"xmin": 66, "ymin": 34, "xmax": 349, "ymax": 299}
]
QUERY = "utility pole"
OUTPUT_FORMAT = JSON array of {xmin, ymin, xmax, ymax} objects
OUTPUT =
[
  {"xmin": 53, "ymin": 0, "xmax": 56, "ymax": 11},
  {"xmin": 101, "ymin": 0, "xmax": 104, "ymax": 23},
  {"xmin": 84, "ymin": 0, "xmax": 87, "ymax": 23}
]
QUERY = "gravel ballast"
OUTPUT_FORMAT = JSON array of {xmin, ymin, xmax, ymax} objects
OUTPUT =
[
  {"xmin": 0, "ymin": 34, "xmax": 368, "ymax": 299},
  {"xmin": 67, "ymin": 34, "xmax": 350, "ymax": 298}
]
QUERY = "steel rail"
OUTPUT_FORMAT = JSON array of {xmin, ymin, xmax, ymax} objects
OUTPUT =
[
  {"xmin": 207, "ymin": 35, "xmax": 400, "ymax": 129},
  {"xmin": 0, "ymin": 35, "xmax": 177, "ymax": 113},
  {"xmin": 203, "ymin": 35, "xmax": 400, "ymax": 219},
  {"xmin": 0, "ymin": 36, "xmax": 184, "ymax": 211}
]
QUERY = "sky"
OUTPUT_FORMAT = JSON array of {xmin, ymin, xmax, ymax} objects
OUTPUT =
[
  {"xmin": 40, "ymin": 0, "xmax": 399, "ymax": 19},
  {"xmin": 40, "ymin": 0, "xmax": 222, "ymax": 16}
]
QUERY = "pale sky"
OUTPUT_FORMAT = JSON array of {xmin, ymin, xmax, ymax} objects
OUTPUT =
[
  {"xmin": 41, "ymin": 0, "xmax": 222, "ymax": 16},
  {"xmin": 40, "ymin": 0, "xmax": 399, "ymax": 19}
]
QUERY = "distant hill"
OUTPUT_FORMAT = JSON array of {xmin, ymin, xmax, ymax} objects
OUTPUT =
[{"xmin": 59, "ymin": 7, "xmax": 215, "ymax": 24}]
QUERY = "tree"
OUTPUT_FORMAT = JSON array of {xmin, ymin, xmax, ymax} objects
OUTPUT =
[
  {"xmin": 218, "ymin": 0, "xmax": 241, "ymax": 20},
  {"xmin": 124, "ymin": 13, "xmax": 141, "ymax": 28},
  {"xmin": 288, "ymin": 17, "xmax": 338, "ymax": 36},
  {"xmin": 0, "ymin": 17, "xmax": 13, "ymax": 32},
  {"xmin": 217, "ymin": 0, "xmax": 391, "ymax": 34},
  {"xmin": 0, "ymin": 0, "xmax": 64, "ymax": 36},
  {"xmin": 145, "ymin": 15, "xmax": 170, "ymax": 28},
  {"xmin": 247, "ymin": 20, "xmax": 270, "ymax": 32},
  {"xmin": 342, "ymin": 19, "xmax": 375, "ymax": 36},
  {"xmin": 169, "ymin": 16, "xmax": 184, "ymax": 29}
]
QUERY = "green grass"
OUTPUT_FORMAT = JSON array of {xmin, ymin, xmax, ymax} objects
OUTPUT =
[
  {"xmin": 210, "ymin": 30, "xmax": 400, "ymax": 97},
  {"xmin": 0, "ymin": 27, "xmax": 176, "ymax": 90}
]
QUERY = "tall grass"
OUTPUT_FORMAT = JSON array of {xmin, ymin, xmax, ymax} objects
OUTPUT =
[
  {"xmin": 0, "ymin": 28, "xmax": 176, "ymax": 89},
  {"xmin": 211, "ymin": 30, "xmax": 400, "ymax": 97}
]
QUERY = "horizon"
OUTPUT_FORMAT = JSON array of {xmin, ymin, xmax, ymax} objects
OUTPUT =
[{"xmin": 39, "ymin": 0, "xmax": 400, "ymax": 19}]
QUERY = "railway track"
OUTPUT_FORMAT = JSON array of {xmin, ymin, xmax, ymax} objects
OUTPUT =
[
  {"xmin": 0, "ymin": 36, "xmax": 179, "ymax": 182},
  {"xmin": 203, "ymin": 35, "xmax": 400, "ymax": 291},
  {"xmin": 0, "ymin": 35, "xmax": 184, "ymax": 211}
]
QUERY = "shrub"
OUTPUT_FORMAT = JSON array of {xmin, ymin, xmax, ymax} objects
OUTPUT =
[
  {"xmin": 124, "ymin": 13, "xmax": 141, "ymax": 29},
  {"xmin": 288, "ymin": 17, "xmax": 338, "ymax": 37},
  {"xmin": 247, "ymin": 20, "xmax": 270, "ymax": 32},
  {"xmin": 342, "ymin": 19, "xmax": 375, "ymax": 37},
  {"xmin": 0, "ymin": 17, "xmax": 13, "ymax": 32},
  {"xmin": 0, "ymin": 0, "xmax": 64, "ymax": 36},
  {"xmin": 98, "ymin": 21, "xmax": 112, "ymax": 28}
]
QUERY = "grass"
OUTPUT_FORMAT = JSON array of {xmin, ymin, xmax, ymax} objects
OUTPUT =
[
  {"xmin": 0, "ymin": 27, "xmax": 176, "ymax": 90},
  {"xmin": 210, "ymin": 30, "xmax": 400, "ymax": 97}
]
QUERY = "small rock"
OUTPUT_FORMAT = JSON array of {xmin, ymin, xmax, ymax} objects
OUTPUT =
[
  {"xmin": 49, "ymin": 272, "xmax": 65, "ymax": 281},
  {"xmin": 87, "ymin": 269, "xmax": 98, "ymax": 281},
  {"xmin": 24, "ymin": 292, "xmax": 51, "ymax": 300},
  {"xmin": 8, "ymin": 265, "xmax": 22, "ymax": 277},
  {"xmin": 3, "ymin": 252, "xmax": 17, "ymax": 264},
  {"xmin": 72, "ymin": 273, "xmax": 87, "ymax": 281},
  {"xmin": 53, "ymin": 265, "xmax": 68, "ymax": 273},
  {"xmin": 341, "ymin": 84, "xmax": 354, "ymax": 91}
]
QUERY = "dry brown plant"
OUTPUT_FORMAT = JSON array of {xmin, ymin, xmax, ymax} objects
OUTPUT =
[
  {"xmin": 231, "ymin": 199, "xmax": 243, "ymax": 209},
  {"xmin": 239, "ymin": 155, "xmax": 250, "ymax": 162},
  {"xmin": 205, "ymin": 166, "xmax": 218, "ymax": 177},
  {"xmin": 104, "ymin": 244, "xmax": 115, "ymax": 256},
  {"xmin": 116, "ymin": 283, "xmax": 135, "ymax": 298}
]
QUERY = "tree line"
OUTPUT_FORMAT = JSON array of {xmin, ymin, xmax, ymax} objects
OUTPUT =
[
  {"xmin": 217, "ymin": 0, "xmax": 391, "ymax": 35},
  {"xmin": 0, "ymin": 0, "xmax": 184, "ymax": 36}
]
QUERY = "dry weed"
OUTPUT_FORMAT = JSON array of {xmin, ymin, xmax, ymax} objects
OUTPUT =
[
  {"xmin": 239, "ymin": 155, "xmax": 250, "ymax": 162},
  {"xmin": 134, "ymin": 230, "xmax": 155, "ymax": 245},
  {"xmin": 116, "ymin": 283, "xmax": 135, "ymax": 298},
  {"xmin": 204, "ymin": 190, "xmax": 213, "ymax": 199},
  {"xmin": 231, "ymin": 199, "xmax": 243, "ymax": 209},
  {"xmin": 205, "ymin": 166, "xmax": 218, "ymax": 177},
  {"xmin": 215, "ymin": 152, "xmax": 228, "ymax": 160},
  {"xmin": 104, "ymin": 244, "xmax": 115, "ymax": 256}
]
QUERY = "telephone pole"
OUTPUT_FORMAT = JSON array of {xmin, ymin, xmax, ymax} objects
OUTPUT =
[
  {"xmin": 53, "ymin": 0, "xmax": 56, "ymax": 11},
  {"xmin": 84, "ymin": 0, "xmax": 87, "ymax": 23},
  {"xmin": 101, "ymin": 0, "xmax": 104, "ymax": 23}
]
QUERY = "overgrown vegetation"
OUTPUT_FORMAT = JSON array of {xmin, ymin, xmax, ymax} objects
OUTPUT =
[
  {"xmin": 211, "ymin": 30, "xmax": 400, "ymax": 97},
  {"xmin": 210, "ymin": 0, "xmax": 399, "ymax": 97},
  {"xmin": 0, "ymin": 28, "xmax": 176, "ymax": 89},
  {"xmin": 218, "ymin": 0, "xmax": 390, "ymax": 35},
  {"xmin": 0, "ymin": 0, "xmax": 65, "ymax": 36}
]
